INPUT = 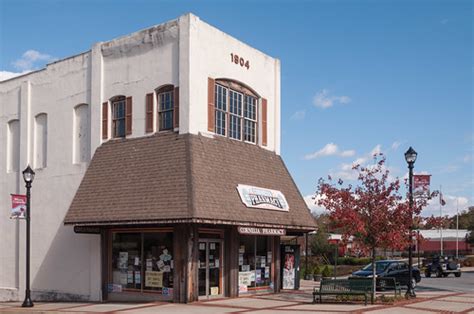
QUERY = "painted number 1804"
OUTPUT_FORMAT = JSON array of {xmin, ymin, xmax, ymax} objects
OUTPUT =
[{"xmin": 230, "ymin": 53, "xmax": 250, "ymax": 70}]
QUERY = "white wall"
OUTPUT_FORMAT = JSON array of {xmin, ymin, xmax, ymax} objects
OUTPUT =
[
  {"xmin": 0, "ymin": 52, "xmax": 101, "ymax": 301},
  {"xmin": 181, "ymin": 14, "xmax": 281, "ymax": 154},
  {"xmin": 0, "ymin": 12, "xmax": 281, "ymax": 302}
]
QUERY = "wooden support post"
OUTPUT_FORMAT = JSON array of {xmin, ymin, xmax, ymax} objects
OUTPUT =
[
  {"xmin": 273, "ymin": 236, "xmax": 281, "ymax": 293},
  {"xmin": 226, "ymin": 227, "xmax": 239, "ymax": 298}
]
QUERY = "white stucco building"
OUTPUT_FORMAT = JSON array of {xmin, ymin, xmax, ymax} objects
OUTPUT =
[{"xmin": 1, "ymin": 13, "xmax": 316, "ymax": 303}]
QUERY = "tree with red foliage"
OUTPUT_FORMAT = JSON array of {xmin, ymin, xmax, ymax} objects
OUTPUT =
[{"xmin": 315, "ymin": 154, "xmax": 433, "ymax": 302}]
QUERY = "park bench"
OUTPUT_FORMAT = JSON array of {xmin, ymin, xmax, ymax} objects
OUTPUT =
[
  {"xmin": 313, "ymin": 278, "xmax": 371, "ymax": 305},
  {"xmin": 377, "ymin": 277, "xmax": 401, "ymax": 297}
]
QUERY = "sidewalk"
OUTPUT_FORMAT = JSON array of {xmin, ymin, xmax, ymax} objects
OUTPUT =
[{"xmin": 1, "ymin": 280, "xmax": 473, "ymax": 313}]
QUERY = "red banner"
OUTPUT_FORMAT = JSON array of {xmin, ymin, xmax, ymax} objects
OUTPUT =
[
  {"xmin": 10, "ymin": 194, "xmax": 26, "ymax": 219},
  {"xmin": 413, "ymin": 175, "xmax": 431, "ymax": 199}
]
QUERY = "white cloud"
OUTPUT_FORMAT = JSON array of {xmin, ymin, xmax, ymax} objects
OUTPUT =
[
  {"xmin": 290, "ymin": 110, "xmax": 306, "ymax": 120},
  {"xmin": 304, "ymin": 194, "xmax": 327, "ymax": 215},
  {"xmin": 304, "ymin": 143, "xmax": 356, "ymax": 160},
  {"xmin": 391, "ymin": 141, "xmax": 402, "ymax": 150},
  {"xmin": 370, "ymin": 144, "xmax": 382, "ymax": 156},
  {"xmin": 340, "ymin": 150, "xmax": 356, "ymax": 157},
  {"xmin": 12, "ymin": 50, "xmax": 55, "ymax": 71},
  {"xmin": 422, "ymin": 194, "xmax": 470, "ymax": 217},
  {"xmin": 313, "ymin": 89, "xmax": 351, "ymax": 109},
  {"xmin": 0, "ymin": 70, "xmax": 30, "ymax": 81}
]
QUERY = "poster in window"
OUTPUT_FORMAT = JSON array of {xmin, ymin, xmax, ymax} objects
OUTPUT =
[
  {"xmin": 135, "ymin": 271, "xmax": 141, "ymax": 284},
  {"xmin": 239, "ymin": 254, "xmax": 243, "ymax": 266},
  {"xmin": 282, "ymin": 253, "xmax": 295, "ymax": 289},
  {"xmin": 210, "ymin": 287, "xmax": 219, "ymax": 296},
  {"xmin": 146, "ymin": 259, "xmax": 153, "ymax": 271},
  {"xmin": 145, "ymin": 271, "xmax": 163, "ymax": 288},
  {"xmin": 261, "ymin": 257, "xmax": 266, "ymax": 268},
  {"xmin": 120, "ymin": 273, "xmax": 127, "ymax": 285},
  {"xmin": 265, "ymin": 266, "xmax": 270, "ymax": 278},
  {"xmin": 256, "ymin": 269, "xmax": 262, "ymax": 283},
  {"xmin": 127, "ymin": 271, "xmax": 134, "ymax": 283},
  {"xmin": 118, "ymin": 252, "xmax": 128, "ymax": 269},
  {"xmin": 238, "ymin": 272, "xmax": 252, "ymax": 286},
  {"xmin": 242, "ymin": 265, "xmax": 250, "ymax": 272}
]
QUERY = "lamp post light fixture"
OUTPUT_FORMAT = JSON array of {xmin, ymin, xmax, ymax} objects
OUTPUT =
[
  {"xmin": 21, "ymin": 165, "xmax": 35, "ymax": 308},
  {"xmin": 404, "ymin": 147, "xmax": 417, "ymax": 299}
]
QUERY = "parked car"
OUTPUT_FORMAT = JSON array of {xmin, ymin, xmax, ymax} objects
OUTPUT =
[
  {"xmin": 351, "ymin": 260, "xmax": 421, "ymax": 289},
  {"xmin": 424, "ymin": 256, "xmax": 461, "ymax": 278}
]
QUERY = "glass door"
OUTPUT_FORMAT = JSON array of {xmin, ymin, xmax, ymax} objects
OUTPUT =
[{"xmin": 198, "ymin": 239, "xmax": 224, "ymax": 299}]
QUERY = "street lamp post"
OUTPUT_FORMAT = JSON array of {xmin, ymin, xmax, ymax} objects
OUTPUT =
[
  {"xmin": 405, "ymin": 147, "xmax": 417, "ymax": 299},
  {"xmin": 21, "ymin": 165, "xmax": 35, "ymax": 308}
]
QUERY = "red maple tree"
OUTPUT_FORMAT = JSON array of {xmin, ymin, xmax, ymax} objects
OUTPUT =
[{"xmin": 315, "ymin": 154, "xmax": 432, "ymax": 301}]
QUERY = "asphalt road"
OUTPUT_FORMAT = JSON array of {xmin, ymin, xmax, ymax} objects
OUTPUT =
[{"xmin": 415, "ymin": 271, "xmax": 474, "ymax": 293}]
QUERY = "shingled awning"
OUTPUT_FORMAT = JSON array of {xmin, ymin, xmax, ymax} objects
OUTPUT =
[{"xmin": 64, "ymin": 132, "xmax": 317, "ymax": 231}]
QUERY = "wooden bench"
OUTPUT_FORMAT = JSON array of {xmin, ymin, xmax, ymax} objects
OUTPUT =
[{"xmin": 313, "ymin": 279, "xmax": 372, "ymax": 305}]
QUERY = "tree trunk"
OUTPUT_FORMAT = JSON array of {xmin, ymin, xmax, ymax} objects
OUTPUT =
[{"xmin": 371, "ymin": 246, "xmax": 376, "ymax": 304}]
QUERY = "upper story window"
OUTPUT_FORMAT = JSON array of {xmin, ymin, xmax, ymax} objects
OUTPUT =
[
  {"xmin": 112, "ymin": 96, "xmax": 126, "ymax": 138},
  {"xmin": 157, "ymin": 86, "xmax": 174, "ymax": 131},
  {"xmin": 214, "ymin": 83, "xmax": 257, "ymax": 144}
]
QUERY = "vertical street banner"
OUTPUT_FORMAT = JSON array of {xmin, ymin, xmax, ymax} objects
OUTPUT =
[
  {"xmin": 413, "ymin": 175, "xmax": 431, "ymax": 199},
  {"xmin": 10, "ymin": 194, "xmax": 27, "ymax": 219}
]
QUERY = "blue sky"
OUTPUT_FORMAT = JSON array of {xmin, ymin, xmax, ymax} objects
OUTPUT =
[{"xmin": 1, "ymin": 0, "xmax": 472, "ymax": 217}]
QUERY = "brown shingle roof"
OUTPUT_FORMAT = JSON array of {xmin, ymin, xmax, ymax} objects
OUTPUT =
[{"xmin": 64, "ymin": 133, "xmax": 317, "ymax": 231}]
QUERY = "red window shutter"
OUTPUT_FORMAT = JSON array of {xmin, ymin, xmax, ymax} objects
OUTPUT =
[
  {"xmin": 126, "ymin": 96, "xmax": 132, "ymax": 135},
  {"xmin": 102, "ymin": 102, "xmax": 108, "ymax": 139},
  {"xmin": 208, "ymin": 78, "xmax": 215, "ymax": 132},
  {"xmin": 145, "ymin": 93, "xmax": 154, "ymax": 133},
  {"xmin": 262, "ymin": 98, "xmax": 267, "ymax": 146},
  {"xmin": 173, "ymin": 86, "xmax": 179, "ymax": 129}
]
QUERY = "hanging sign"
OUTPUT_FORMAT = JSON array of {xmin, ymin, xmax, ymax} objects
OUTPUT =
[
  {"xmin": 236, "ymin": 184, "xmax": 289, "ymax": 212},
  {"xmin": 238, "ymin": 226, "xmax": 286, "ymax": 236},
  {"xmin": 413, "ymin": 175, "xmax": 431, "ymax": 199},
  {"xmin": 10, "ymin": 194, "xmax": 26, "ymax": 219}
]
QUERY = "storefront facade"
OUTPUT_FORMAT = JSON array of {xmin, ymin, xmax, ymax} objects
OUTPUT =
[{"xmin": 1, "ymin": 13, "xmax": 316, "ymax": 303}]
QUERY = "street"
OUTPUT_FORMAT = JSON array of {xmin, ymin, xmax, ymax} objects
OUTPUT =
[{"xmin": 417, "ymin": 272, "xmax": 474, "ymax": 293}]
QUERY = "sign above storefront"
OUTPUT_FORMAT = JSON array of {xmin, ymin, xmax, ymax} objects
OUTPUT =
[
  {"xmin": 238, "ymin": 226, "xmax": 286, "ymax": 236},
  {"xmin": 236, "ymin": 184, "xmax": 289, "ymax": 212}
]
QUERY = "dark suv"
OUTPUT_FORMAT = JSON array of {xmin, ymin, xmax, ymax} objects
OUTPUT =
[
  {"xmin": 351, "ymin": 260, "xmax": 421, "ymax": 289},
  {"xmin": 424, "ymin": 256, "xmax": 461, "ymax": 278}
]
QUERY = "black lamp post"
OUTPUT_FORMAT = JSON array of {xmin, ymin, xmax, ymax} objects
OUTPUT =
[
  {"xmin": 404, "ymin": 147, "xmax": 417, "ymax": 298},
  {"xmin": 21, "ymin": 165, "xmax": 35, "ymax": 308}
]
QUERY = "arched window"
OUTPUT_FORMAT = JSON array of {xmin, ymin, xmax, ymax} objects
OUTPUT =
[
  {"xmin": 156, "ymin": 85, "xmax": 174, "ymax": 131},
  {"xmin": 7, "ymin": 119, "xmax": 20, "ymax": 172},
  {"xmin": 214, "ymin": 79, "xmax": 258, "ymax": 143},
  {"xmin": 73, "ymin": 104, "xmax": 90, "ymax": 163},
  {"xmin": 34, "ymin": 113, "xmax": 47, "ymax": 169}
]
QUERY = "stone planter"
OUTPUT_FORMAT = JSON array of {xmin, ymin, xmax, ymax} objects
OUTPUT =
[{"xmin": 313, "ymin": 274, "xmax": 322, "ymax": 282}]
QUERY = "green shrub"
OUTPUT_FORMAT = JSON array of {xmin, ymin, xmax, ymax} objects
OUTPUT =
[
  {"xmin": 321, "ymin": 265, "xmax": 331, "ymax": 277},
  {"xmin": 313, "ymin": 265, "xmax": 321, "ymax": 275}
]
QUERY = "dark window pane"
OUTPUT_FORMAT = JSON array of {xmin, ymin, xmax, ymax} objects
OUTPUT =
[{"xmin": 111, "ymin": 233, "xmax": 141, "ymax": 290}]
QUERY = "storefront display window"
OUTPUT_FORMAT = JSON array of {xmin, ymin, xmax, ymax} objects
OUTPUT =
[
  {"xmin": 238, "ymin": 235, "xmax": 272, "ymax": 293},
  {"xmin": 110, "ymin": 231, "xmax": 173, "ymax": 296}
]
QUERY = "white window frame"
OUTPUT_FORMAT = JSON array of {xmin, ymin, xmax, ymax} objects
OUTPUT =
[{"xmin": 214, "ymin": 83, "xmax": 258, "ymax": 144}]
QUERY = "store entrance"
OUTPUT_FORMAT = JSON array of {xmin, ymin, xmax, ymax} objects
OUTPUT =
[{"xmin": 198, "ymin": 239, "xmax": 224, "ymax": 299}]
